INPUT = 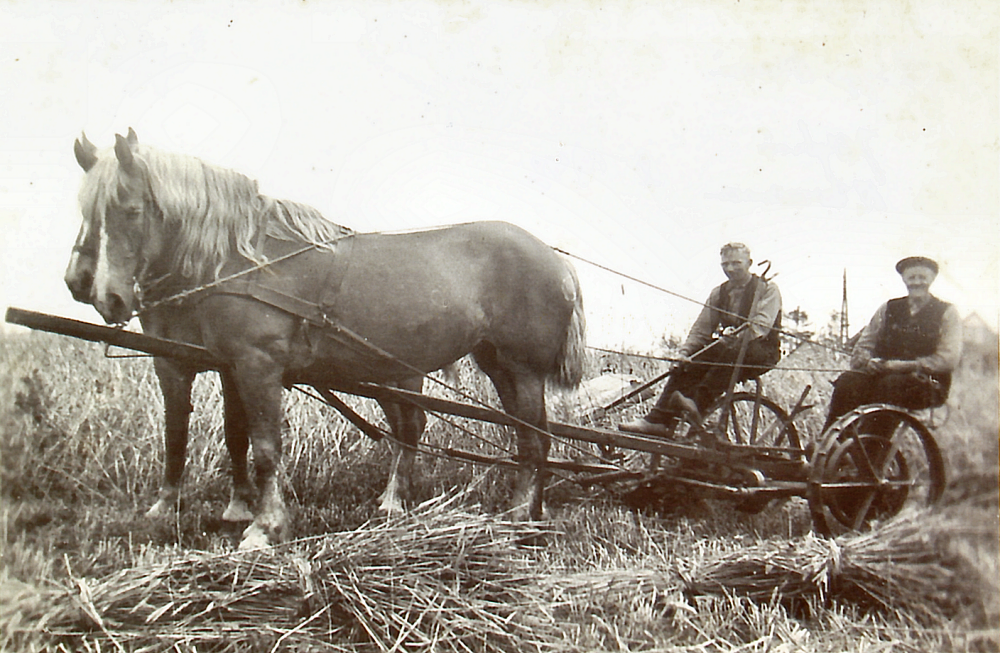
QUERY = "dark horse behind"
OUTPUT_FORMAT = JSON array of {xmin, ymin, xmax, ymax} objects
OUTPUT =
[{"xmin": 66, "ymin": 130, "xmax": 585, "ymax": 548}]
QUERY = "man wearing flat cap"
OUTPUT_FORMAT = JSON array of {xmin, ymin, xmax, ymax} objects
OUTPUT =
[{"xmin": 822, "ymin": 256, "xmax": 962, "ymax": 431}]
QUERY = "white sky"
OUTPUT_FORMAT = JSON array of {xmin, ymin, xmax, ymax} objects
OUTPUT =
[{"xmin": 1, "ymin": 1, "xmax": 997, "ymax": 351}]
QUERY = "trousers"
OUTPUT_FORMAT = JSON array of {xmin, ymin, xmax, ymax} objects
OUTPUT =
[
  {"xmin": 822, "ymin": 370, "xmax": 948, "ymax": 432},
  {"xmin": 646, "ymin": 338, "xmax": 779, "ymax": 424}
]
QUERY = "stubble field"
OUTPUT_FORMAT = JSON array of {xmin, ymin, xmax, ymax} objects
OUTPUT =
[{"xmin": 1, "ymin": 330, "xmax": 997, "ymax": 652}]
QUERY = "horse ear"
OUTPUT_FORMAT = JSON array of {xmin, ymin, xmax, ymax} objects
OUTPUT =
[
  {"xmin": 74, "ymin": 132, "xmax": 98, "ymax": 171},
  {"xmin": 126, "ymin": 127, "xmax": 138, "ymax": 146},
  {"xmin": 114, "ymin": 133, "xmax": 138, "ymax": 174}
]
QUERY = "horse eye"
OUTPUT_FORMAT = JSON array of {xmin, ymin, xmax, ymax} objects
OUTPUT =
[{"xmin": 117, "ymin": 205, "xmax": 143, "ymax": 219}]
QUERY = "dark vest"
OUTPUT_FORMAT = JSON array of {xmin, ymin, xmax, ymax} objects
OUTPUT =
[
  {"xmin": 717, "ymin": 275, "xmax": 781, "ymax": 355},
  {"xmin": 875, "ymin": 296, "xmax": 952, "ymax": 389}
]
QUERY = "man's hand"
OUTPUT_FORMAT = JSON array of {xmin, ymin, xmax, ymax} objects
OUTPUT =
[
  {"xmin": 884, "ymin": 359, "xmax": 918, "ymax": 373},
  {"xmin": 866, "ymin": 358, "xmax": 918, "ymax": 373},
  {"xmin": 718, "ymin": 326, "xmax": 744, "ymax": 352},
  {"xmin": 865, "ymin": 357, "xmax": 887, "ymax": 373},
  {"xmin": 720, "ymin": 334, "xmax": 741, "ymax": 350}
]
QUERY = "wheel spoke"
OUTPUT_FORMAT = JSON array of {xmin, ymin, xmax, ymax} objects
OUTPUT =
[
  {"xmin": 848, "ymin": 427, "xmax": 879, "ymax": 480},
  {"xmin": 877, "ymin": 426, "xmax": 906, "ymax": 479},
  {"xmin": 849, "ymin": 489, "xmax": 877, "ymax": 531},
  {"xmin": 749, "ymin": 398, "xmax": 762, "ymax": 444},
  {"xmin": 728, "ymin": 403, "xmax": 745, "ymax": 444}
]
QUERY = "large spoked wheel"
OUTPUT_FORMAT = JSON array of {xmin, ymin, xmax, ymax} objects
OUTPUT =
[
  {"xmin": 808, "ymin": 404, "xmax": 946, "ymax": 536},
  {"xmin": 703, "ymin": 392, "xmax": 801, "ymax": 452}
]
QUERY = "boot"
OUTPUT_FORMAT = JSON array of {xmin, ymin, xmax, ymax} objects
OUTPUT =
[
  {"xmin": 669, "ymin": 391, "xmax": 702, "ymax": 425},
  {"xmin": 619, "ymin": 416, "xmax": 673, "ymax": 437}
]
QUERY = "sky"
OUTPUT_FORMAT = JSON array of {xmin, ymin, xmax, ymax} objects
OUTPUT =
[{"xmin": 1, "ymin": 0, "xmax": 997, "ymax": 352}]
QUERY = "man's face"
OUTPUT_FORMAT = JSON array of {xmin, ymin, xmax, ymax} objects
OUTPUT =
[
  {"xmin": 901, "ymin": 265, "xmax": 936, "ymax": 298},
  {"xmin": 721, "ymin": 250, "xmax": 752, "ymax": 283}
]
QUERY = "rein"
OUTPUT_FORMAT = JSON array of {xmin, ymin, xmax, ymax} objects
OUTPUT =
[{"xmin": 135, "ymin": 235, "xmax": 350, "ymax": 316}]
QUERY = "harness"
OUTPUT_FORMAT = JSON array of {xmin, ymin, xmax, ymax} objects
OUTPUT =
[
  {"xmin": 138, "ymin": 233, "xmax": 355, "ymax": 325},
  {"xmin": 209, "ymin": 234, "xmax": 356, "ymax": 329}
]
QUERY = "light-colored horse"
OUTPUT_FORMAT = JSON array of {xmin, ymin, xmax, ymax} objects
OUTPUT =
[{"xmin": 66, "ymin": 130, "xmax": 585, "ymax": 548}]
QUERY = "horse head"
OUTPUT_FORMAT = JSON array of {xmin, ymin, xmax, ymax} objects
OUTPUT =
[
  {"xmin": 65, "ymin": 133, "xmax": 100, "ymax": 303},
  {"xmin": 68, "ymin": 129, "xmax": 165, "ymax": 324}
]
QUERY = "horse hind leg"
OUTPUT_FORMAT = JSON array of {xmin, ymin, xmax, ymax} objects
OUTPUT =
[
  {"xmin": 509, "ymin": 374, "xmax": 550, "ymax": 521},
  {"xmin": 472, "ymin": 344, "xmax": 550, "ymax": 521},
  {"xmin": 377, "ymin": 376, "xmax": 427, "ymax": 516}
]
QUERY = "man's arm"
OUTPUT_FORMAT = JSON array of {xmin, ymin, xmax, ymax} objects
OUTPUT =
[
  {"xmin": 850, "ymin": 303, "xmax": 887, "ymax": 370},
  {"xmin": 679, "ymin": 286, "xmax": 721, "ymax": 356},
  {"xmin": 746, "ymin": 280, "xmax": 781, "ymax": 340},
  {"xmin": 914, "ymin": 304, "xmax": 963, "ymax": 373}
]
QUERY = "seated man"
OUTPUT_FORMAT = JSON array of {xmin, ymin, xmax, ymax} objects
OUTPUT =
[
  {"xmin": 822, "ymin": 256, "xmax": 962, "ymax": 432},
  {"xmin": 621, "ymin": 242, "xmax": 782, "ymax": 436}
]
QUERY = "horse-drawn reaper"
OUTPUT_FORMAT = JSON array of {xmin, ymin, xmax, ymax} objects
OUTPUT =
[{"xmin": 6, "ymin": 130, "xmax": 946, "ymax": 547}]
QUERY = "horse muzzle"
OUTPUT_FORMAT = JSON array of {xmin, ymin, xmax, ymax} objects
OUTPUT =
[
  {"xmin": 65, "ymin": 270, "xmax": 94, "ymax": 304},
  {"xmin": 65, "ymin": 252, "xmax": 95, "ymax": 304},
  {"xmin": 93, "ymin": 284, "xmax": 137, "ymax": 325}
]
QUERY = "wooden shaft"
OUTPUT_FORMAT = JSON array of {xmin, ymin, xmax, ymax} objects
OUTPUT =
[{"xmin": 5, "ymin": 307, "xmax": 221, "ymax": 367}]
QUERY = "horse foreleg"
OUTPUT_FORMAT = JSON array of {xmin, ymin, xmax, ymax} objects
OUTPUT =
[
  {"xmin": 231, "ymin": 365, "xmax": 288, "ymax": 549},
  {"xmin": 220, "ymin": 370, "xmax": 254, "ymax": 522},
  {"xmin": 146, "ymin": 360, "xmax": 194, "ymax": 518},
  {"xmin": 377, "ymin": 377, "xmax": 426, "ymax": 516}
]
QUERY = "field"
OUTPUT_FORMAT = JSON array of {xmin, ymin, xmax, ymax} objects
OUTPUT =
[{"xmin": 1, "ymin": 330, "xmax": 997, "ymax": 652}]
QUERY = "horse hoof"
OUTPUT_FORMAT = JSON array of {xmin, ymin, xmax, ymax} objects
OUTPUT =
[
  {"xmin": 222, "ymin": 502, "xmax": 254, "ymax": 522},
  {"xmin": 377, "ymin": 491, "xmax": 406, "ymax": 517},
  {"xmin": 145, "ymin": 499, "xmax": 173, "ymax": 519},
  {"xmin": 239, "ymin": 524, "xmax": 271, "ymax": 550}
]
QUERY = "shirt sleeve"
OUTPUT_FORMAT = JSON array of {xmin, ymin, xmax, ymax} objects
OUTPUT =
[
  {"xmin": 850, "ymin": 303, "xmax": 887, "ymax": 370},
  {"xmin": 916, "ymin": 304, "xmax": 963, "ymax": 373},
  {"xmin": 747, "ymin": 280, "xmax": 781, "ymax": 340},
  {"xmin": 680, "ymin": 286, "xmax": 720, "ymax": 356}
]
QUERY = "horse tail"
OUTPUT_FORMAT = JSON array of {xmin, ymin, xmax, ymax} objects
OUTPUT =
[{"xmin": 553, "ymin": 259, "xmax": 586, "ymax": 389}]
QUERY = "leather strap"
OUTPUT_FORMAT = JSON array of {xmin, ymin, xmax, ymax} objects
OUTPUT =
[{"xmin": 211, "ymin": 235, "xmax": 355, "ymax": 327}]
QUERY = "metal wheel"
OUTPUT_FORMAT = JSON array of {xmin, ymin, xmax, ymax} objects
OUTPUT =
[
  {"xmin": 808, "ymin": 404, "xmax": 946, "ymax": 536},
  {"xmin": 702, "ymin": 392, "xmax": 801, "ymax": 452}
]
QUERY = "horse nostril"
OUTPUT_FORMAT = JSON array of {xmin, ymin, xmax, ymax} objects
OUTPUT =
[
  {"xmin": 108, "ymin": 293, "xmax": 130, "ymax": 322},
  {"xmin": 67, "ymin": 269, "xmax": 94, "ymax": 302}
]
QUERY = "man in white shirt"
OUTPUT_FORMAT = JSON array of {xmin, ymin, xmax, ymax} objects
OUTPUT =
[{"xmin": 621, "ymin": 243, "xmax": 782, "ymax": 437}]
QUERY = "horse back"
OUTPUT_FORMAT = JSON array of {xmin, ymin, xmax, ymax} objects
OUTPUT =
[{"xmin": 326, "ymin": 221, "xmax": 581, "ymax": 380}]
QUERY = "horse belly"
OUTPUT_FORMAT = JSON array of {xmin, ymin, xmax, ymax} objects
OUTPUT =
[
  {"xmin": 312, "ymin": 296, "xmax": 485, "ymax": 382},
  {"xmin": 317, "ymin": 243, "xmax": 486, "ymax": 379}
]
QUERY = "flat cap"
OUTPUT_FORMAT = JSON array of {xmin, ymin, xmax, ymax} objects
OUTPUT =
[{"xmin": 895, "ymin": 256, "xmax": 939, "ymax": 274}]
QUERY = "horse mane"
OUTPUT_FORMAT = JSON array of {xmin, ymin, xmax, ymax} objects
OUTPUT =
[{"xmin": 79, "ymin": 144, "xmax": 353, "ymax": 281}]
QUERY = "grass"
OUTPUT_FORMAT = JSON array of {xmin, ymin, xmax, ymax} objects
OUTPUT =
[{"xmin": 1, "ymin": 330, "xmax": 997, "ymax": 651}]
